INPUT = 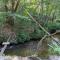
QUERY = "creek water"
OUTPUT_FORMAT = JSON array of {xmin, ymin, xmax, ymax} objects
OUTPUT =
[{"xmin": 0, "ymin": 33, "xmax": 60, "ymax": 60}]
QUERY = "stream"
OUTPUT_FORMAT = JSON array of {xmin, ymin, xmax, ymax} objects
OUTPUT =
[{"xmin": 0, "ymin": 33, "xmax": 60, "ymax": 60}]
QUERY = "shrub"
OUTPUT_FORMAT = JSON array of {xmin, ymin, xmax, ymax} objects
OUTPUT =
[
  {"xmin": 16, "ymin": 31, "xmax": 30, "ymax": 43},
  {"xmin": 30, "ymin": 29, "xmax": 45, "ymax": 39},
  {"xmin": 46, "ymin": 22, "xmax": 60, "ymax": 31}
]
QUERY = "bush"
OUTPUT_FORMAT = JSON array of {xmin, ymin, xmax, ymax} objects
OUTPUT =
[
  {"xmin": 16, "ymin": 31, "xmax": 30, "ymax": 43},
  {"xmin": 30, "ymin": 29, "xmax": 45, "ymax": 39},
  {"xmin": 47, "ymin": 22, "xmax": 60, "ymax": 31}
]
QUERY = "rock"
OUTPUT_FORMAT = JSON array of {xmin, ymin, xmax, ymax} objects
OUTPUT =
[
  {"xmin": 0, "ymin": 56, "xmax": 29, "ymax": 60},
  {"xmin": 1, "ymin": 55, "xmax": 60, "ymax": 60},
  {"xmin": 0, "ymin": 56, "xmax": 12, "ymax": 60},
  {"xmin": 49, "ymin": 55, "xmax": 60, "ymax": 60},
  {"xmin": 0, "ymin": 56, "xmax": 5, "ymax": 60},
  {"xmin": 0, "ymin": 56, "xmax": 41, "ymax": 60},
  {"xmin": 28, "ymin": 56, "xmax": 41, "ymax": 60}
]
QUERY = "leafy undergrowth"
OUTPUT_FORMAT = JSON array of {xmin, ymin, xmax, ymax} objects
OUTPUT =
[{"xmin": 48, "ymin": 39, "xmax": 60, "ymax": 55}]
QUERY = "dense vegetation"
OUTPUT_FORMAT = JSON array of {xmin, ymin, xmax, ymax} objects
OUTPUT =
[{"xmin": 0, "ymin": 0, "xmax": 60, "ymax": 43}]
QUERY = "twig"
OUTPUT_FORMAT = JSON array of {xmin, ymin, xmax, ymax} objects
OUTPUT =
[{"xmin": 0, "ymin": 36, "xmax": 11, "ymax": 56}]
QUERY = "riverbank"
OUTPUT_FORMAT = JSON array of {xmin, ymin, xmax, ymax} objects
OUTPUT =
[{"xmin": 0, "ymin": 33, "xmax": 60, "ymax": 58}]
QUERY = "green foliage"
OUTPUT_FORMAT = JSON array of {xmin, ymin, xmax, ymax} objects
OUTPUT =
[
  {"xmin": 16, "ymin": 31, "xmax": 30, "ymax": 43},
  {"xmin": 0, "ymin": 0, "xmax": 60, "ymax": 44},
  {"xmin": 48, "ymin": 40, "xmax": 60, "ymax": 55},
  {"xmin": 47, "ymin": 22, "xmax": 60, "ymax": 30},
  {"xmin": 30, "ymin": 29, "xmax": 45, "ymax": 39}
]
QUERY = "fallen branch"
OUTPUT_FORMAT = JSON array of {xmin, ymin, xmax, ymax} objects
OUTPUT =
[
  {"xmin": 26, "ymin": 10, "xmax": 60, "ymax": 45},
  {"xmin": 51, "ymin": 30, "xmax": 60, "ymax": 36},
  {"xmin": 37, "ymin": 35, "xmax": 47, "ymax": 50}
]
